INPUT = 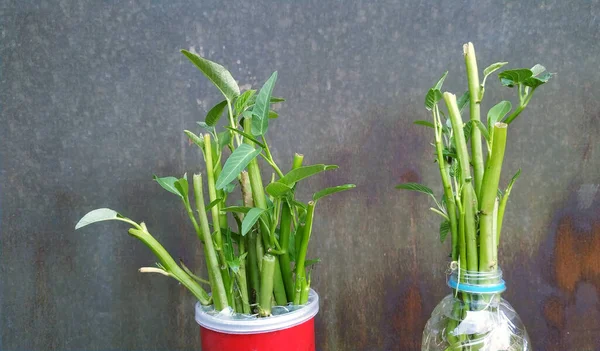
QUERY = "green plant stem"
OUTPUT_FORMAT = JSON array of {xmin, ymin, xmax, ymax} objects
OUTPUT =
[
  {"xmin": 240, "ymin": 171, "xmax": 260, "ymax": 305},
  {"xmin": 203, "ymin": 134, "xmax": 232, "ymax": 305},
  {"xmin": 259, "ymin": 254, "xmax": 276, "ymax": 316},
  {"xmin": 504, "ymin": 88, "xmax": 534, "ymax": 125},
  {"xmin": 272, "ymin": 257, "xmax": 288, "ymax": 305},
  {"xmin": 433, "ymin": 105, "xmax": 458, "ymax": 260},
  {"xmin": 464, "ymin": 42, "xmax": 484, "ymax": 200},
  {"xmin": 294, "ymin": 201, "xmax": 315, "ymax": 305},
  {"xmin": 237, "ymin": 239, "xmax": 251, "ymax": 314},
  {"xmin": 247, "ymin": 231, "xmax": 260, "ymax": 304},
  {"xmin": 227, "ymin": 100, "xmax": 241, "ymax": 146},
  {"xmin": 192, "ymin": 174, "xmax": 229, "ymax": 311},
  {"xmin": 279, "ymin": 201, "xmax": 295, "ymax": 302},
  {"xmin": 478, "ymin": 123, "xmax": 508, "ymax": 272},
  {"xmin": 444, "ymin": 92, "xmax": 478, "ymax": 271},
  {"xmin": 128, "ymin": 226, "xmax": 211, "ymax": 305},
  {"xmin": 300, "ymin": 271, "xmax": 310, "ymax": 304},
  {"xmin": 292, "ymin": 153, "xmax": 304, "ymax": 170},
  {"xmin": 242, "ymin": 118, "xmax": 287, "ymax": 304}
]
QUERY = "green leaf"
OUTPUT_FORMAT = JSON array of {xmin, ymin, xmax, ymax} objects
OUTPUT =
[
  {"xmin": 395, "ymin": 182, "xmax": 434, "ymax": 196},
  {"xmin": 313, "ymin": 184, "xmax": 356, "ymax": 202},
  {"xmin": 241, "ymin": 208, "xmax": 266, "ymax": 236},
  {"xmin": 425, "ymin": 89, "xmax": 443, "ymax": 111},
  {"xmin": 456, "ymin": 91, "xmax": 470, "ymax": 113},
  {"xmin": 279, "ymin": 164, "xmax": 338, "ymax": 186},
  {"xmin": 270, "ymin": 96, "xmax": 285, "ymax": 103},
  {"xmin": 439, "ymin": 220, "xmax": 450, "ymax": 243},
  {"xmin": 530, "ymin": 64, "xmax": 545, "ymax": 76},
  {"xmin": 234, "ymin": 90, "xmax": 256, "ymax": 114},
  {"xmin": 223, "ymin": 183, "xmax": 236, "ymax": 194},
  {"xmin": 206, "ymin": 198, "xmax": 223, "ymax": 212},
  {"xmin": 221, "ymin": 206, "xmax": 253, "ymax": 213},
  {"xmin": 197, "ymin": 121, "xmax": 216, "ymax": 135},
  {"xmin": 523, "ymin": 65, "xmax": 552, "ymax": 89},
  {"xmin": 463, "ymin": 121, "xmax": 473, "ymax": 143},
  {"xmin": 224, "ymin": 126, "xmax": 266, "ymax": 149},
  {"xmin": 180, "ymin": 50, "xmax": 240, "ymax": 101},
  {"xmin": 265, "ymin": 182, "xmax": 293, "ymax": 198},
  {"xmin": 498, "ymin": 68, "xmax": 533, "ymax": 88},
  {"xmin": 217, "ymin": 130, "xmax": 231, "ymax": 150},
  {"xmin": 482, "ymin": 62, "xmax": 508, "ymax": 87},
  {"xmin": 252, "ymin": 71, "xmax": 278, "ymax": 136},
  {"xmin": 487, "ymin": 101, "xmax": 512, "ymax": 129},
  {"xmin": 268, "ymin": 110, "xmax": 278, "ymax": 119},
  {"xmin": 205, "ymin": 100, "xmax": 228, "ymax": 126},
  {"xmin": 174, "ymin": 175, "xmax": 189, "ymax": 198},
  {"xmin": 414, "ymin": 120, "xmax": 435, "ymax": 128},
  {"xmin": 216, "ymin": 144, "xmax": 262, "ymax": 190},
  {"xmin": 75, "ymin": 208, "xmax": 124, "ymax": 229},
  {"xmin": 154, "ymin": 175, "xmax": 183, "ymax": 198},
  {"xmin": 433, "ymin": 71, "xmax": 449, "ymax": 90},
  {"xmin": 506, "ymin": 168, "xmax": 521, "ymax": 192},
  {"xmin": 468, "ymin": 120, "xmax": 490, "ymax": 142},
  {"xmin": 305, "ymin": 258, "xmax": 321, "ymax": 267},
  {"xmin": 184, "ymin": 130, "xmax": 205, "ymax": 152}
]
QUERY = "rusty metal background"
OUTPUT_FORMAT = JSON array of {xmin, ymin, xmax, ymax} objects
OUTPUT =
[{"xmin": 1, "ymin": 1, "xmax": 599, "ymax": 350}]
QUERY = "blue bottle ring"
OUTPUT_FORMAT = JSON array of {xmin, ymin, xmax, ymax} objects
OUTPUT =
[{"xmin": 447, "ymin": 275, "xmax": 506, "ymax": 294}]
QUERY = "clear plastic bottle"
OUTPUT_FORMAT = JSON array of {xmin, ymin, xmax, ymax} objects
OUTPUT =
[{"xmin": 421, "ymin": 267, "xmax": 531, "ymax": 351}]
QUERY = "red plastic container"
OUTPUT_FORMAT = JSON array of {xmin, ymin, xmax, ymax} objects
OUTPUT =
[{"xmin": 195, "ymin": 289, "xmax": 319, "ymax": 351}]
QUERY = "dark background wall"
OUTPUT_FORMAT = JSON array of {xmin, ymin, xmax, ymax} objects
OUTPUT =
[{"xmin": 1, "ymin": 1, "xmax": 599, "ymax": 350}]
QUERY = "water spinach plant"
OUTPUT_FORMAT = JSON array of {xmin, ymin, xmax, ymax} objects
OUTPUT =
[
  {"xmin": 76, "ymin": 50, "xmax": 354, "ymax": 317},
  {"xmin": 397, "ymin": 43, "xmax": 552, "ymax": 348}
]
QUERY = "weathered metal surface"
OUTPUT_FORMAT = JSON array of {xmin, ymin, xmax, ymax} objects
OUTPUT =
[{"xmin": 1, "ymin": 1, "xmax": 599, "ymax": 350}]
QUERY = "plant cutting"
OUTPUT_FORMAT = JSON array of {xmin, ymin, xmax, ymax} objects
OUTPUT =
[
  {"xmin": 397, "ymin": 43, "xmax": 552, "ymax": 351},
  {"xmin": 76, "ymin": 50, "xmax": 354, "ymax": 351}
]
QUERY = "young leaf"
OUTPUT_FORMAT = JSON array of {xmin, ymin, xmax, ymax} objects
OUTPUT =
[
  {"xmin": 184, "ymin": 130, "xmax": 205, "ymax": 152},
  {"xmin": 395, "ymin": 183, "xmax": 434, "ymax": 196},
  {"xmin": 523, "ymin": 65, "xmax": 553, "ymax": 89},
  {"xmin": 265, "ymin": 182, "xmax": 293, "ymax": 198},
  {"xmin": 487, "ymin": 101, "xmax": 512, "ymax": 129},
  {"xmin": 241, "ymin": 208, "xmax": 266, "ymax": 236},
  {"xmin": 268, "ymin": 110, "xmax": 278, "ymax": 119},
  {"xmin": 425, "ymin": 89, "xmax": 443, "ymax": 111},
  {"xmin": 197, "ymin": 121, "xmax": 216, "ymax": 135},
  {"xmin": 279, "ymin": 164, "xmax": 338, "ymax": 186},
  {"xmin": 180, "ymin": 50, "xmax": 240, "ymax": 101},
  {"xmin": 75, "ymin": 208, "xmax": 124, "ymax": 229},
  {"xmin": 270, "ymin": 96, "xmax": 285, "ymax": 103},
  {"xmin": 153, "ymin": 175, "xmax": 183, "ymax": 198},
  {"xmin": 224, "ymin": 126, "xmax": 266, "ymax": 149},
  {"xmin": 498, "ymin": 68, "xmax": 533, "ymax": 88},
  {"xmin": 252, "ymin": 71, "xmax": 278, "ymax": 136},
  {"xmin": 456, "ymin": 91, "xmax": 470, "ymax": 113},
  {"xmin": 305, "ymin": 258, "xmax": 321, "ymax": 267},
  {"xmin": 221, "ymin": 206, "xmax": 253, "ymax": 214},
  {"xmin": 414, "ymin": 120, "xmax": 435, "ymax": 128},
  {"xmin": 216, "ymin": 144, "xmax": 262, "ymax": 190},
  {"xmin": 234, "ymin": 89, "xmax": 256, "ymax": 114},
  {"xmin": 468, "ymin": 120, "xmax": 490, "ymax": 142},
  {"xmin": 313, "ymin": 184, "xmax": 356, "ymax": 202},
  {"xmin": 206, "ymin": 197, "xmax": 223, "ymax": 212},
  {"xmin": 439, "ymin": 220, "xmax": 450, "ymax": 243},
  {"xmin": 433, "ymin": 71, "xmax": 449, "ymax": 90},
  {"xmin": 217, "ymin": 130, "xmax": 231, "ymax": 150},
  {"xmin": 174, "ymin": 175, "xmax": 189, "ymax": 198},
  {"xmin": 205, "ymin": 100, "xmax": 228, "ymax": 126},
  {"xmin": 482, "ymin": 62, "xmax": 508, "ymax": 87},
  {"xmin": 506, "ymin": 168, "xmax": 521, "ymax": 192}
]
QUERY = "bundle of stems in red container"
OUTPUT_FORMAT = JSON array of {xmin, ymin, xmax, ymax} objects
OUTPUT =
[{"xmin": 76, "ymin": 50, "xmax": 354, "ymax": 317}]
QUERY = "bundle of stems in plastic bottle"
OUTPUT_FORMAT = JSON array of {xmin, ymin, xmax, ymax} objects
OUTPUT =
[{"xmin": 397, "ymin": 43, "xmax": 553, "ymax": 350}]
